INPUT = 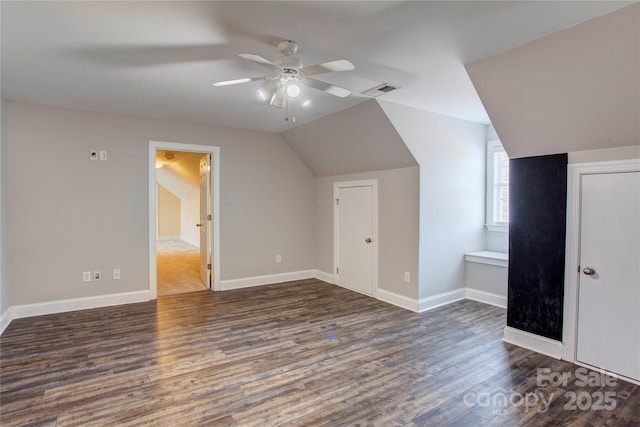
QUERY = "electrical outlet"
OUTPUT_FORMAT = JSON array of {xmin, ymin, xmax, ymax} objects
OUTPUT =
[
  {"xmin": 113, "ymin": 269, "xmax": 121, "ymax": 280},
  {"xmin": 90, "ymin": 151, "xmax": 98, "ymax": 160},
  {"xmin": 94, "ymin": 271, "xmax": 101, "ymax": 281},
  {"xmin": 276, "ymin": 254, "xmax": 282, "ymax": 263},
  {"xmin": 100, "ymin": 151, "xmax": 107, "ymax": 161},
  {"xmin": 404, "ymin": 272, "xmax": 410, "ymax": 283},
  {"xmin": 82, "ymin": 271, "xmax": 92, "ymax": 282}
]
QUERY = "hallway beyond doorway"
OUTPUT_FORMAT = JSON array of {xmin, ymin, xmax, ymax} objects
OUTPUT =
[{"xmin": 156, "ymin": 239, "xmax": 207, "ymax": 296}]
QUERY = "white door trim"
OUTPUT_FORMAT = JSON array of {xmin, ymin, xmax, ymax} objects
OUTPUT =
[
  {"xmin": 563, "ymin": 158, "xmax": 640, "ymax": 362},
  {"xmin": 333, "ymin": 179, "xmax": 378, "ymax": 297},
  {"xmin": 149, "ymin": 141, "xmax": 221, "ymax": 299}
]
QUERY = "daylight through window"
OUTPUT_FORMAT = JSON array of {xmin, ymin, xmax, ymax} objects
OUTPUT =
[{"xmin": 486, "ymin": 140, "xmax": 509, "ymax": 231}]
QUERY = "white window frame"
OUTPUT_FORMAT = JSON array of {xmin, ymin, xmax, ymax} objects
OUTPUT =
[{"xmin": 486, "ymin": 140, "xmax": 509, "ymax": 232}]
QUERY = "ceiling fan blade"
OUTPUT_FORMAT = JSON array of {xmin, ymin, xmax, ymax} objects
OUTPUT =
[
  {"xmin": 239, "ymin": 53, "xmax": 282, "ymax": 73},
  {"xmin": 300, "ymin": 59, "xmax": 355, "ymax": 76},
  {"xmin": 303, "ymin": 78, "xmax": 351, "ymax": 98},
  {"xmin": 213, "ymin": 76, "xmax": 267, "ymax": 87}
]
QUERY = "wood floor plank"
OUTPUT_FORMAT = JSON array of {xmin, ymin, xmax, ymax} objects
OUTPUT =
[{"xmin": 1, "ymin": 279, "xmax": 638, "ymax": 426}]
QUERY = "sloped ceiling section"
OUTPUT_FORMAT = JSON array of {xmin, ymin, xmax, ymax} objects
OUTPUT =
[
  {"xmin": 156, "ymin": 152, "xmax": 203, "ymax": 200},
  {"xmin": 466, "ymin": 3, "xmax": 639, "ymax": 159},
  {"xmin": 280, "ymin": 100, "xmax": 417, "ymax": 177}
]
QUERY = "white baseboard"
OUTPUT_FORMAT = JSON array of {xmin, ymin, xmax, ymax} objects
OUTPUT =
[
  {"xmin": 180, "ymin": 238, "xmax": 199, "ymax": 247},
  {"xmin": 157, "ymin": 236, "xmax": 180, "ymax": 241},
  {"xmin": 503, "ymin": 326, "xmax": 563, "ymax": 359},
  {"xmin": 0, "ymin": 306, "xmax": 13, "ymax": 335},
  {"xmin": 418, "ymin": 288, "xmax": 466, "ymax": 313},
  {"xmin": 466, "ymin": 288, "xmax": 507, "ymax": 308},
  {"xmin": 376, "ymin": 288, "xmax": 419, "ymax": 312},
  {"xmin": 573, "ymin": 360, "xmax": 640, "ymax": 386},
  {"xmin": 220, "ymin": 270, "xmax": 316, "ymax": 291},
  {"xmin": 10, "ymin": 291, "xmax": 150, "ymax": 321},
  {"xmin": 313, "ymin": 270, "xmax": 334, "ymax": 284}
]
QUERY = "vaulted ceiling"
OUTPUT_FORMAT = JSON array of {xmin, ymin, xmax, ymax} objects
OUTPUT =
[
  {"xmin": 1, "ymin": 1, "xmax": 631, "ymax": 133},
  {"xmin": 467, "ymin": 3, "xmax": 639, "ymax": 158},
  {"xmin": 281, "ymin": 100, "xmax": 417, "ymax": 177}
]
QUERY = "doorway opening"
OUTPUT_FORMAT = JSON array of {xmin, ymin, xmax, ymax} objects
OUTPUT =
[{"xmin": 149, "ymin": 142, "xmax": 220, "ymax": 299}]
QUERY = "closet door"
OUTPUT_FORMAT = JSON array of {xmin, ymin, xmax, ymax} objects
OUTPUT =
[{"xmin": 577, "ymin": 171, "xmax": 640, "ymax": 381}]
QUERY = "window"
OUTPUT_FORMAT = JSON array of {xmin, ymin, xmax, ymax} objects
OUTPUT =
[{"xmin": 486, "ymin": 140, "xmax": 509, "ymax": 232}]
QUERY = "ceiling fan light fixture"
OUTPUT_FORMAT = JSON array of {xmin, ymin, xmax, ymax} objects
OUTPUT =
[
  {"xmin": 263, "ymin": 80, "xmax": 278, "ymax": 94},
  {"xmin": 270, "ymin": 89, "xmax": 286, "ymax": 108},
  {"xmin": 286, "ymin": 82, "xmax": 301, "ymax": 98}
]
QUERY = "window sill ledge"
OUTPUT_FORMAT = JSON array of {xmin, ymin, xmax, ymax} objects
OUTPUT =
[
  {"xmin": 464, "ymin": 251, "xmax": 508, "ymax": 268},
  {"xmin": 486, "ymin": 224, "xmax": 508, "ymax": 233}
]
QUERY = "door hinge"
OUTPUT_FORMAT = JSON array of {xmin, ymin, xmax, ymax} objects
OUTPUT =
[
  {"xmin": 336, "ymin": 267, "xmax": 339, "ymax": 274},
  {"xmin": 207, "ymin": 214, "xmax": 212, "ymax": 221},
  {"xmin": 336, "ymin": 198, "xmax": 339, "ymax": 206},
  {"xmin": 207, "ymin": 263, "xmax": 212, "ymax": 270}
]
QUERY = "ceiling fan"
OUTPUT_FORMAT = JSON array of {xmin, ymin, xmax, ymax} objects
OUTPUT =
[{"xmin": 213, "ymin": 40, "xmax": 355, "ymax": 108}]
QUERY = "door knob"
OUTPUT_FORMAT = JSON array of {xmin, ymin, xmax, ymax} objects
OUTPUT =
[
  {"xmin": 196, "ymin": 223, "xmax": 202, "ymax": 227},
  {"xmin": 365, "ymin": 238, "xmax": 372, "ymax": 244},
  {"xmin": 583, "ymin": 266, "xmax": 596, "ymax": 275}
]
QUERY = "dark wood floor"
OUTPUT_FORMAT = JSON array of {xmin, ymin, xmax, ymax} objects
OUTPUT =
[{"xmin": 1, "ymin": 279, "xmax": 638, "ymax": 426}]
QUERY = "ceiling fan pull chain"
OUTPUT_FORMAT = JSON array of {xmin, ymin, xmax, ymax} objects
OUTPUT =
[
  {"xmin": 285, "ymin": 98, "xmax": 289, "ymax": 122},
  {"xmin": 291, "ymin": 98, "xmax": 296, "ymax": 124}
]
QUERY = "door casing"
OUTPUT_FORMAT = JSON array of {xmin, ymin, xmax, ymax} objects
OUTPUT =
[
  {"xmin": 149, "ymin": 141, "xmax": 220, "ymax": 298},
  {"xmin": 333, "ymin": 179, "xmax": 378, "ymax": 297},
  {"xmin": 563, "ymin": 158, "xmax": 640, "ymax": 384}
]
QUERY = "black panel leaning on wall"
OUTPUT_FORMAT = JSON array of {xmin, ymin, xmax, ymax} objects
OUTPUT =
[{"xmin": 507, "ymin": 153, "xmax": 568, "ymax": 342}]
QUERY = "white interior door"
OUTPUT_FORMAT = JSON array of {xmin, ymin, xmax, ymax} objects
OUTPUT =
[
  {"xmin": 577, "ymin": 171, "xmax": 640, "ymax": 381},
  {"xmin": 336, "ymin": 184, "xmax": 375, "ymax": 295},
  {"xmin": 199, "ymin": 155, "xmax": 212, "ymax": 288}
]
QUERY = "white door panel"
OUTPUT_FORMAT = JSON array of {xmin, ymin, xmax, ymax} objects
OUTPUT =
[
  {"xmin": 199, "ymin": 155, "xmax": 211, "ymax": 288},
  {"xmin": 336, "ymin": 185, "xmax": 374, "ymax": 295},
  {"xmin": 577, "ymin": 172, "xmax": 640, "ymax": 381}
]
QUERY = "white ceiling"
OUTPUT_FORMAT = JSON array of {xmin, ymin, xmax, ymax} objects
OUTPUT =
[{"xmin": 1, "ymin": 1, "xmax": 632, "ymax": 133}]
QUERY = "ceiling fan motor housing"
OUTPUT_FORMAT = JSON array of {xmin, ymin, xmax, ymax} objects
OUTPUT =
[
  {"xmin": 275, "ymin": 55, "xmax": 302, "ymax": 75},
  {"xmin": 277, "ymin": 40, "xmax": 299, "ymax": 56}
]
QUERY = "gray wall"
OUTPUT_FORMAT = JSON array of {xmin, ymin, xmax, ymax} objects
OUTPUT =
[
  {"xmin": 0, "ymin": 98, "xmax": 7, "ymax": 314},
  {"xmin": 568, "ymin": 145, "xmax": 640, "ymax": 164},
  {"xmin": 6, "ymin": 102, "xmax": 316, "ymax": 306},
  {"xmin": 315, "ymin": 166, "xmax": 420, "ymax": 299},
  {"xmin": 157, "ymin": 185, "xmax": 181, "ymax": 238},
  {"xmin": 379, "ymin": 101, "xmax": 486, "ymax": 299},
  {"xmin": 465, "ymin": 262, "xmax": 507, "ymax": 297}
]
